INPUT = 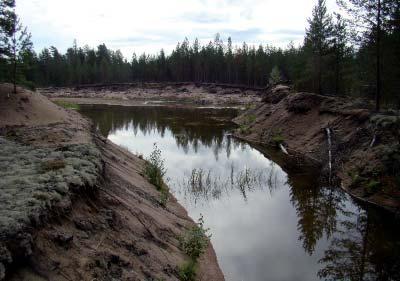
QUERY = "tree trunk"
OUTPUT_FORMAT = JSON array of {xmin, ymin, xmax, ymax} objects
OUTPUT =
[
  {"xmin": 376, "ymin": 0, "xmax": 382, "ymax": 112},
  {"xmin": 12, "ymin": 33, "xmax": 17, "ymax": 94}
]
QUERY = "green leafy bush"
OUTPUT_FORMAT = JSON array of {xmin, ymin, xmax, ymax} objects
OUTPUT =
[
  {"xmin": 180, "ymin": 215, "xmax": 211, "ymax": 260},
  {"xmin": 144, "ymin": 143, "xmax": 166, "ymax": 190}
]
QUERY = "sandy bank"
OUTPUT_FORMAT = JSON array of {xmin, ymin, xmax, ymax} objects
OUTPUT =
[
  {"xmin": 40, "ymin": 82, "xmax": 262, "ymax": 106},
  {"xmin": 0, "ymin": 84, "xmax": 224, "ymax": 280},
  {"xmin": 233, "ymin": 85, "xmax": 400, "ymax": 213}
]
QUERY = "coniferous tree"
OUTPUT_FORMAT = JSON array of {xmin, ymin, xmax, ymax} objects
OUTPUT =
[
  {"xmin": 305, "ymin": 0, "xmax": 333, "ymax": 95},
  {"xmin": 0, "ymin": 0, "xmax": 15, "ymax": 56},
  {"xmin": 6, "ymin": 11, "xmax": 32, "ymax": 94},
  {"xmin": 331, "ymin": 13, "xmax": 351, "ymax": 95},
  {"xmin": 337, "ymin": 0, "xmax": 397, "ymax": 110}
]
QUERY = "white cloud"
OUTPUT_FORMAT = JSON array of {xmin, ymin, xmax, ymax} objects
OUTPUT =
[{"xmin": 16, "ymin": 0, "xmax": 339, "ymax": 57}]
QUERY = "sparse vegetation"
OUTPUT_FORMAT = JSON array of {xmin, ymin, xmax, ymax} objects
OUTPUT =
[
  {"xmin": 54, "ymin": 100, "xmax": 80, "ymax": 110},
  {"xmin": 143, "ymin": 144, "xmax": 171, "ymax": 207},
  {"xmin": 366, "ymin": 180, "xmax": 381, "ymax": 195},
  {"xmin": 159, "ymin": 186, "xmax": 169, "ymax": 207},
  {"xmin": 271, "ymin": 130, "xmax": 285, "ymax": 146},
  {"xmin": 239, "ymin": 124, "xmax": 250, "ymax": 135},
  {"xmin": 178, "ymin": 215, "xmax": 211, "ymax": 280},
  {"xmin": 178, "ymin": 260, "xmax": 197, "ymax": 281},
  {"xmin": 246, "ymin": 114, "xmax": 256, "ymax": 124},
  {"xmin": 144, "ymin": 143, "xmax": 166, "ymax": 190},
  {"xmin": 180, "ymin": 215, "xmax": 211, "ymax": 260}
]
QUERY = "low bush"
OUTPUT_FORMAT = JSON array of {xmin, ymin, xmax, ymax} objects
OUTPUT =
[
  {"xmin": 144, "ymin": 144, "xmax": 166, "ymax": 190},
  {"xmin": 366, "ymin": 180, "xmax": 381, "ymax": 195},
  {"xmin": 178, "ymin": 260, "xmax": 197, "ymax": 281},
  {"xmin": 180, "ymin": 215, "xmax": 211, "ymax": 260},
  {"xmin": 271, "ymin": 129, "xmax": 284, "ymax": 146},
  {"xmin": 239, "ymin": 125, "xmax": 250, "ymax": 135}
]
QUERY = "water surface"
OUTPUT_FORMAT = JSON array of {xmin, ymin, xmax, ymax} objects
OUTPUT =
[{"xmin": 80, "ymin": 105, "xmax": 400, "ymax": 281}]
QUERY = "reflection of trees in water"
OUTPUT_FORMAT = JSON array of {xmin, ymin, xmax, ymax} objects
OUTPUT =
[
  {"xmin": 81, "ymin": 105, "xmax": 240, "ymax": 159},
  {"xmin": 318, "ymin": 209, "xmax": 400, "ymax": 281},
  {"xmin": 289, "ymin": 172, "xmax": 400, "ymax": 280},
  {"xmin": 288, "ymin": 173, "xmax": 346, "ymax": 255},
  {"xmin": 179, "ymin": 163, "xmax": 280, "ymax": 204}
]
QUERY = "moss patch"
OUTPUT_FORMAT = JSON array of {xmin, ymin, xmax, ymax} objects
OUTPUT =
[{"xmin": 0, "ymin": 137, "xmax": 101, "ymax": 238}]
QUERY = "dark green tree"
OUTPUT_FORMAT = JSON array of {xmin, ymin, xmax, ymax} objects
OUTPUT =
[
  {"xmin": 305, "ymin": 0, "xmax": 333, "ymax": 95},
  {"xmin": 6, "ymin": 11, "xmax": 32, "ymax": 94},
  {"xmin": 337, "ymin": 0, "xmax": 397, "ymax": 110}
]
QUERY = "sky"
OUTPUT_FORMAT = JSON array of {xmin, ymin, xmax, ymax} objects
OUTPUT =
[{"xmin": 16, "ymin": 0, "xmax": 339, "ymax": 58}]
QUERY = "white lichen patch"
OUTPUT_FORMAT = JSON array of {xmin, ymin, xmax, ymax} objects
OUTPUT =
[{"xmin": 0, "ymin": 137, "xmax": 101, "ymax": 237}]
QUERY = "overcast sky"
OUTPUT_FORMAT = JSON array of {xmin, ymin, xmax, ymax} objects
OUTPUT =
[{"xmin": 16, "ymin": 0, "xmax": 339, "ymax": 58}]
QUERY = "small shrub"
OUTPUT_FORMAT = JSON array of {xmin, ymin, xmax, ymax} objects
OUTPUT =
[
  {"xmin": 247, "ymin": 114, "xmax": 256, "ymax": 124},
  {"xmin": 366, "ymin": 180, "xmax": 381, "ymax": 194},
  {"xmin": 159, "ymin": 187, "xmax": 169, "ymax": 207},
  {"xmin": 180, "ymin": 215, "xmax": 211, "ymax": 260},
  {"xmin": 178, "ymin": 260, "xmax": 197, "ymax": 281},
  {"xmin": 271, "ymin": 134, "xmax": 284, "ymax": 146},
  {"xmin": 144, "ymin": 143, "xmax": 166, "ymax": 190},
  {"xmin": 239, "ymin": 125, "xmax": 250, "ymax": 135}
]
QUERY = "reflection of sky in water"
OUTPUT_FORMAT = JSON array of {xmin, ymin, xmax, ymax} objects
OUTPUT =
[
  {"xmin": 81, "ymin": 105, "xmax": 400, "ymax": 281},
  {"xmin": 109, "ymin": 125, "xmax": 330, "ymax": 281}
]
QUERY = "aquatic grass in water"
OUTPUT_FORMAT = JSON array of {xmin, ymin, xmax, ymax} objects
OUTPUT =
[{"xmin": 180, "ymin": 165, "xmax": 279, "ymax": 203}]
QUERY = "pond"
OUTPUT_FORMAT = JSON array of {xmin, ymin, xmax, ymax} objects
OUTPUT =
[{"xmin": 79, "ymin": 104, "xmax": 400, "ymax": 281}]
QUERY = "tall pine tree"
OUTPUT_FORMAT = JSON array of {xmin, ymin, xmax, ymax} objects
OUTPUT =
[{"xmin": 305, "ymin": 0, "xmax": 333, "ymax": 95}]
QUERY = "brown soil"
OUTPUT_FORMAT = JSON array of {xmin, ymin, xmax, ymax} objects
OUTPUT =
[
  {"xmin": 0, "ymin": 84, "xmax": 224, "ymax": 281},
  {"xmin": 40, "ymin": 83, "xmax": 261, "ymax": 106},
  {"xmin": 234, "ymin": 86, "xmax": 400, "ymax": 213}
]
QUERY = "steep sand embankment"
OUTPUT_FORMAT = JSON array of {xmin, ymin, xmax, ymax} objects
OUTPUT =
[
  {"xmin": 234, "ymin": 86, "xmax": 400, "ymax": 213},
  {"xmin": 0, "ymin": 84, "xmax": 224, "ymax": 281}
]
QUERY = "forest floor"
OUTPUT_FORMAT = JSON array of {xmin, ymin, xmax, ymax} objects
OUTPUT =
[
  {"xmin": 39, "ymin": 82, "xmax": 262, "ymax": 106},
  {"xmin": 233, "ymin": 85, "xmax": 400, "ymax": 213},
  {"xmin": 0, "ymin": 83, "xmax": 224, "ymax": 281}
]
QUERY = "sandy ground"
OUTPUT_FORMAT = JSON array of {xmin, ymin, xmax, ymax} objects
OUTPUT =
[
  {"xmin": 0, "ymin": 84, "xmax": 224, "ymax": 281},
  {"xmin": 233, "ymin": 86, "xmax": 400, "ymax": 213},
  {"xmin": 40, "ymin": 83, "xmax": 262, "ymax": 106}
]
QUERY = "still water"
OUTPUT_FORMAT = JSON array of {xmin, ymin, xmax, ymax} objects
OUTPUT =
[{"xmin": 80, "ymin": 105, "xmax": 400, "ymax": 281}]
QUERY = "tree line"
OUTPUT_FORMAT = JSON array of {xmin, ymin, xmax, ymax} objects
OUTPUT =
[{"xmin": 0, "ymin": 0, "xmax": 399, "ymax": 109}]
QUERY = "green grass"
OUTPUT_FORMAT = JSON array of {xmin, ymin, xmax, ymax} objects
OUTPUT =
[
  {"xmin": 178, "ymin": 260, "xmax": 197, "ymax": 281},
  {"xmin": 54, "ymin": 100, "xmax": 80, "ymax": 110}
]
